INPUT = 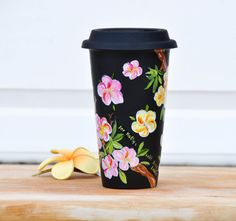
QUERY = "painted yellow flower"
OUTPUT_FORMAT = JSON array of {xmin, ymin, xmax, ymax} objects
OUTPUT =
[
  {"xmin": 131, "ymin": 110, "xmax": 157, "ymax": 137},
  {"xmin": 36, "ymin": 147, "xmax": 99, "ymax": 180},
  {"xmin": 163, "ymin": 72, "xmax": 168, "ymax": 88},
  {"xmin": 154, "ymin": 86, "xmax": 166, "ymax": 107}
]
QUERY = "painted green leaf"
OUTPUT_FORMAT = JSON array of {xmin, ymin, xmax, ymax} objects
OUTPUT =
[
  {"xmin": 152, "ymin": 77, "xmax": 158, "ymax": 93},
  {"xmin": 106, "ymin": 141, "xmax": 113, "ymax": 154},
  {"xmin": 137, "ymin": 148, "xmax": 149, "ymax": 157},
  {"xmin": 138, "ymin": 142, "xmax": 144, "ymax": 154},
  {"xmin": 140, "ymin": 161, "xmax": 150, "ymax": 166},
  {"xmin": 112, "ymin": 141, "xmax": 123, "ymax": 149},
  {"xmin": 119, "ymin": 169, "xmax": 127, "ymax": 184},
  {"xmin": 145, "ymin": 104, "xmax": 149, "ymax": 112},
  {"xmin": 158, "ymin": 76, "xmax": 162, "ymax": 84},
  {"xmin": 99, "ymin": 151, "xmax": 106, "ymax": 159},
  {"xmin": 108, "ymin": 144, "xmax": 113, "ymax": 154},
  {"xmin": 129, "ymin": 116, "xmax": 135, "ymax": 121},
  {"xmin": 113, "ymin": 133, "xmax": 124, "ymax": 142},
  {"xmin": 146, "ymin": 75, "xmax": 153, "ymax": 80},
  {"xmin": 151, "ymin": 67, "xmax": 158, "ymax": 75},
  {"xmin": 160, "ymin": 106, "xmax": 165, "ymax": 120},
  {"xmin": 158, "ymin": 71, "xmax": 164, "ymax": 76},
  {"xmin": 111, "ymin": 121, "xmax": 117, "ymax": 138},
  {"xmin": 145, "ymin": 78, "xmax": 154, "ymax": 90},
  {"xmin": 112, "ymin": 105, "xmax": 116, "ymax": 111}
]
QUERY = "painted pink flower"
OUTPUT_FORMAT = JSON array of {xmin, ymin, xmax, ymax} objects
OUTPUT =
[
  {"xmin": 102, "ymin": 155, "xmax": 118, "ymax": 179},
  {"xmin": 97, "ymin": 75, "xmax": 124, "ymax": 106},
  {"xmin": 122, "ymin": 60, "xmax": 143, "ymax": 80},
  {"xmin": 96, "ymin": 114, "xmax": 112, "ymax": 142},
  {"xmin": 97, "ymin": 134, "xmax": 102, "ymax": 150},
  {"xmin": 112, "ymin": 146, "xmax": 139, "ymax": 171}
]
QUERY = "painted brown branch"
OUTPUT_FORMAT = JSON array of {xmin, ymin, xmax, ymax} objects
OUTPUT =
[
  {"xmin": 131, "ymin": 164, "xmax": 156, "ymax": 188},
  {"xmin": 154, "ymin": 49, "xmax": 167, "ymax": 72},
  {"xmin": 108, "ymin": 113, "xmax": 114, "ymax": 121}
]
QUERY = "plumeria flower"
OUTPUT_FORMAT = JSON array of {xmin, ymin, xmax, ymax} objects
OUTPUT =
[
  {"xmin": 154, "ymin": 86, "xmax": 166, "ymax": 107},
  {"xmin": 35, "ymin": 147, "xmax": 99, "ymax": 180},
  {"xmin": 97, "ymin": 75, "xmax": 124, "ymax": 106},
  {"xmin": 97, "ymin": 134, "xmax": 102, "ymax": 150},
  {"xmin": 131, "ymin": 110, "xmax": 157, "ymax": 137},
  {"xmin": 96, "ymin": 114, "xmax": 112, "ymax": 142},
  {"xmin": 163, "ymin": 72, "xmax": 168, "ymax": 88},
  {"xmin": 102, "ymin": 155, "xmax": 118, "ymax": 179},
  {"xmin": 122, "ymin": 60, "xmax": 143, "ymax": 80},
  {"xmin": 113, "ymin": 146, "xmax": 139, "ymax": 171}
]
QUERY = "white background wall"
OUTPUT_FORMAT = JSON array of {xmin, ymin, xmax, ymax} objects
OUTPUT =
[{"xmin": 0, "ymin": 0, "xmax": 235, "ymax": 165}]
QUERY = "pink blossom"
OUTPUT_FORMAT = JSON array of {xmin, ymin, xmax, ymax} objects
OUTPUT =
[
  {"xmin": 102, "ymin": 155, "xmax": 118, "ymax": 179},
  {"xmin": 97, "ymin": 75, "xmax": 124, "ymax": 106},
  {"xmin": 96, "ymin": 114, "xmax": 112, "ymax": 142},
  {"xmin": 112, "ymin": 146, "xmax": 139, "ymax": 171},
  {"xmin": 97, "ymin": 134, "xmax": 102, "ymax": 150},
  {"xmin": 122, "ymin": 60, "xmax": 143, "ymax": 80}
]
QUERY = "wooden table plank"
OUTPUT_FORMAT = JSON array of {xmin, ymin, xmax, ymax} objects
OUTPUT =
[{"xmin": 0, "ymin": 165, "xmax": 235, "ymax": 221}]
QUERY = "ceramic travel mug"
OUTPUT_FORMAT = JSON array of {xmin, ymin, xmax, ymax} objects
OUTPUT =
[{"xmin": 82, "ymin": 28, "xmax": 177, "ymax": 189}]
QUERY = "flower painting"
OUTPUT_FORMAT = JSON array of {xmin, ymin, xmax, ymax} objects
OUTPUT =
[
  {"xmin": 113, "ymin": 147, "xmax": 139, "ymax": 171},
  {"xmin": 122, "ymin": 60, "xmax": 143, "ymax": 80},
  {"xmin": 102, "ymin": 155, "xmax": 118, "ymax": 179},
  {"xmin": 163, "ymin": 72, "xmax": 168, "ymax": 88},
  {"xmin": 96, "ymin": 114, "xmax": 112, "ymax": 142},
  {"xmin": 131, "ymin": 110, "xmax": 157, "ymax": 137},
  {"xmin": 97, "ymin": 75, "xmax": 124, "ymax": 106},
  {"xmin": 154, "ymin": 86, "xmax": 166, "ymax": 107}
]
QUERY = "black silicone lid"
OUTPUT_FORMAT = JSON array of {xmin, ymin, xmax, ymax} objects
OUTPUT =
[{"xmin": 82, "ymin": 28, "xmax": 177, "ymax": 50}]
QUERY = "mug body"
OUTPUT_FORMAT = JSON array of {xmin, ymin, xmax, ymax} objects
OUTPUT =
[{"xmin": 90, "ymin": 49, "xmax": 170, "ymax": 189}]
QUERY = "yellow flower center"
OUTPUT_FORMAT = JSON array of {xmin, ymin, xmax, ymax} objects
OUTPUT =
[
  {"xmin": 100, "ymin": 128, "xmax": 104, "ymax": 136},
  {"xmin": 128, "ymin": 66, "xmax": 138, "ymax": 75}
]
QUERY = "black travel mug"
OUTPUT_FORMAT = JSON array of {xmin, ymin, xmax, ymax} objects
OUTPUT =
[{"xmin": 82, "ymin": 28, "xmax": 177, "ymax": 189}]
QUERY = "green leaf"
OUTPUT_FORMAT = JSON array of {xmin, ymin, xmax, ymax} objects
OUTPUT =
[
  {"xmin": 112, "ymin": 141, "xmax": 123, "ymax": 149},
  {"xmin": 111, "ymin": 121, "xmax": 117, "ymax": 138},
  {"xmin": 140, "ymin": 161, "xmax": 150, "ymax": 166},
  {"xmin": 160, "ymin": 106, "xmax": 165, "ymax": 120},
  {"xmin": 155, "ymin": 65, "xmax": 158, "ymax": 70},
  {"xmin": 138, "ymin": 142, "xmax": 144, "ymax": 154},
  {"xmin": 108, "ymin": 144, "xmax": 113, "ymax": 154},
  {"xmin": 152, "ymin": 77, "xmax": 158, "ymax": 93},
  {"xmin": 158, "ymin": 76, "xmax": 162, "ymax": 84},
  {"xmin": 119, "ymin": 169, "xmax": 127, "ymax": 184},
  {"xmin": 112, "ymin": 105, "xmax": 116, "ymax": 111},
  {"xmin": 137, "ymin": 148, "xmax": 149, "ymax": 157},
  {"xmin": 112, "ymin": 72, "xmax": 115, "ymax": 78},
  {"xmin": 113, "ymin": 133, "xmax": 124, "ymax": 142},
  {"xmin": 153, "ymin": 70, "xmax": 158, "ymax": 77},
  {"xmin": 129, "ymin": 116, "xmax": 135, "ymax": 121},
  {"xmin": 145, "ymin": 78, "xmax": 154, "ymax": 90},
  {"xmin": 145, "ymin": 104, "xmax": 149, "ymax": 112},
  {"xmin": 106, "ymin": 141, "xmax": 113, "ymax": 154},
  {"xmin": 99, "ymin": 151, "xmax": 106, "ymax": 159},
  {"xmin": 146, "ymin": 75, "xmax": 154, "ymax": 80}
]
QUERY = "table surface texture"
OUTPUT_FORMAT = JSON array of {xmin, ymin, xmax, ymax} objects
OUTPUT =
[{"xmin": 0, "ymin": 165, "xmax": 235, "ymax": 221}]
